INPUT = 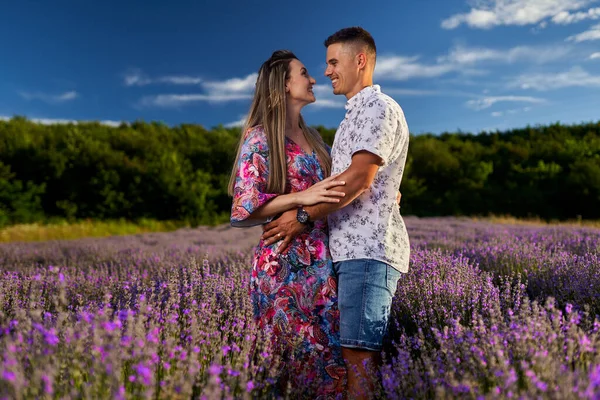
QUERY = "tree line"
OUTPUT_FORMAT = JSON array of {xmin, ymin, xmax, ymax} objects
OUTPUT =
[{"xmin": 1, "ymin": 116, "xmax": 598, "ymax": 228}]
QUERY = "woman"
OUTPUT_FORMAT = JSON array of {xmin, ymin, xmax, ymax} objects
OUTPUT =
[{"xmin": 228, "ymin": 50, "xmax": 346, "ymax": 398}]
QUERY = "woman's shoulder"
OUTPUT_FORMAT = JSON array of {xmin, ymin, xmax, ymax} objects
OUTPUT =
[
  {"xmin": 244, "ymin": 124, "xmax": 267, "ymax": 142},
  {"xmin": 245, "ymin": 124, "xmax": 265, "ymax": 136},
  {"xmin": 242, "ymin": 124, "xmax": 269, "ymax": 152}
]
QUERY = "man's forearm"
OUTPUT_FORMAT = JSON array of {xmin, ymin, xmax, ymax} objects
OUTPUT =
[{"xmin": 304, "ymin": 169, "xmax": 369, "ymax": 221}]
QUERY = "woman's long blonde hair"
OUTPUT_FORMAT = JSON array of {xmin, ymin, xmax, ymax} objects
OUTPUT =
[{"xmin": 228, "ymin": 50, "xmax": 331, "ymax": 196}]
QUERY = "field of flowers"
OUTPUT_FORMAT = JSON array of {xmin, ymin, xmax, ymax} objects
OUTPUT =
[{"xmin": 1, "ymin": 217, "xmax": 599, "ymax": 399}]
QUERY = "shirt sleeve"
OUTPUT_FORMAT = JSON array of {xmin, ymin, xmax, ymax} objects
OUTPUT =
[
  {"xmin": 350, "ymin": 99, "xmax": 397, "ymax": 166},
  {"xmin": 230, "ymin": 127, "xmax": 279, "ymax": 227}
]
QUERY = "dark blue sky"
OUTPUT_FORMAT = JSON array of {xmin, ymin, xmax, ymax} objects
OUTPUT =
[{"xmin": 1, "ymin": 0, "xmax": 599, "ymax": 133}]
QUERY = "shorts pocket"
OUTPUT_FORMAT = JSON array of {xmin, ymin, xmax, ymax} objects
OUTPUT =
[{"xmin": 386, "ymin": 266, "xmax": 401, "ymax": 293}]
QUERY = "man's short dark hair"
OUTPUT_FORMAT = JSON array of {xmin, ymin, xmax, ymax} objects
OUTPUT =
[{"xmin": 324, "ymin": 27, "xmax": 376, "ymax": 56}]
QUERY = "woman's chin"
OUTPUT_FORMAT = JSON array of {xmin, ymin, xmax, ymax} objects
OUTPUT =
[{"xmin": 300, "ymin": 98, "xmax": 316, "ymax": 107}]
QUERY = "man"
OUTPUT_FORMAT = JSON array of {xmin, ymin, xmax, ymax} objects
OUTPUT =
[{"xmin": 262, "ymin": 27, "xmax": 410, "ymax": 398}]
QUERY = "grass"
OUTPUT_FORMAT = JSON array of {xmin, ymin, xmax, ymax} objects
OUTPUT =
[
  {"xmin": 0, "ymin": 219, "xmax": 189, "ymax": 243},
  {"xmin": 2, "ymin": 215, "xmax": 598, "ymax": 244}
]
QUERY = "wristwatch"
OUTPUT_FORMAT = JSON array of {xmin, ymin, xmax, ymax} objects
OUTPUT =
[{"xmin": 296, "ymin": 207, "xmax": 311, "ymax": 224}]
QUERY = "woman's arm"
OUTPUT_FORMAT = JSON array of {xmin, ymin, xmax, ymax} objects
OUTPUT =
[
  {"xmin": 231, "ymin": 127, "xmax": 345, "ymax": 227},
  {"xmin": 245, "ymin": 175, "xmax": 347, "ymax": 223},
  {"xmin": 248, "ymin": 192, "xmax": 302, "ymax": 222}
]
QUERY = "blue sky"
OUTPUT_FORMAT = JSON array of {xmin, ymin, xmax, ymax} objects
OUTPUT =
[{"xmin": 1, "ymin": 0, "xmax": 599, "ymax": 134}]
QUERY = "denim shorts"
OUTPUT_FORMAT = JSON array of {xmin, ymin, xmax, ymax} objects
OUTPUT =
[{"xmin": 333, "ymin": 259, "xmax": 402, "ymax": 351}]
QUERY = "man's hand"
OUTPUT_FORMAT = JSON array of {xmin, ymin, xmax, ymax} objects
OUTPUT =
[{"xmin": 261, "ymin": 209, "xmax": 307, "ymax": 253}]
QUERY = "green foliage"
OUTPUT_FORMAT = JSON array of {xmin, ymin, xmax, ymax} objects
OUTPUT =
[
  {"xmin": 400, "ymin": 122, "xmax": 600, "ymax": 220},
  {"xmin": 0, "ymin": 161, "xmax": 45, "ymax": 228},
  {"xmin": 0, "ymin": 118, "xmax": 236, "ymax": 227},
  {"xmin": 0, "ymin": 117, "xmax": 599, "ymax": 226}
]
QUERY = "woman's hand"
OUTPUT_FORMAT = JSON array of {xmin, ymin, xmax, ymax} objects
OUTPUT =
[{"xmin": 295, "ymin": 175, "xmax": 346, "ymax": 206}]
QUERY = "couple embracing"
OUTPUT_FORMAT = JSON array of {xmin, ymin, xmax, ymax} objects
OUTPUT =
[{"xmin": 229, "ymin": 27, "xmax": 410, "ymax": 399}]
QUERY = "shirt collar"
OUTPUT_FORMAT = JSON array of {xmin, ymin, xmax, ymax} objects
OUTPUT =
[{"xmin": 345, "ymin": 85, "xmax": 380, "ymax": 111}]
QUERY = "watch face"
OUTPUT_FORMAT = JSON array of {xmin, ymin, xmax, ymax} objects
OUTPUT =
[{"xmin": 297, "ymin": 208, "xmax": 309, "ymax": 224}]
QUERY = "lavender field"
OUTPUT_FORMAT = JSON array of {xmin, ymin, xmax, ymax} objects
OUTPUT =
[{"xmin": 1, "ymin": 218, "xmax": 599, "ymax": 399}]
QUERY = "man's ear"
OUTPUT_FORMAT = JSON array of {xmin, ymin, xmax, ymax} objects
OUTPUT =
[{"xmin": 357, "ymin": 53, "xmax": 367, "ymax": 69}]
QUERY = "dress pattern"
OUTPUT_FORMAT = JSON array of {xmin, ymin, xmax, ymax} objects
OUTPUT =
[{"xmin": 231, "ymin": 126, "xmax": 346, "ymax": 398}]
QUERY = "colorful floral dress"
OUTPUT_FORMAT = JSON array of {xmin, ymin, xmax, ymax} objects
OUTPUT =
[{"xmin": 231, "ymin": 126, "xmax": 346, "ymax": 398}]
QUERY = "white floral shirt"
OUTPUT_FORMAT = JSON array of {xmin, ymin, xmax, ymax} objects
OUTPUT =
[{"xmin": 328, "ymin": 85, "xmax": 410, "ymax": 273}]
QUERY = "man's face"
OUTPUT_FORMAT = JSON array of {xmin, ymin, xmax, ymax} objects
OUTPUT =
[{"xmin": 324, "ymin": 43, "xmax": 358, "ymax": 98}]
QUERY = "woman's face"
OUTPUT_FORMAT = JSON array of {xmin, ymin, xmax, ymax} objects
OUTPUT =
[{"xmin": 286, "ymin": 59, "xmax": 316, "ymax": 106}]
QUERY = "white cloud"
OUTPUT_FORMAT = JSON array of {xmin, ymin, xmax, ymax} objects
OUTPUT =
[
  {"xmin": 490, "ymin": 106, "xmax": 533, "ymax": 117},
  {"xmin": 312, "ymin": 84, "xmax": 332, "ymax": 95},
  {"xmin": 19, "ymin": 90, "xmax": 79, "ymax": 104},
  {"xmin": 56, "ymin": 91, "xmax": 78, "ymax": 101},
  {"xmin": 0, "ymin": 115, "xmax": 124, "ymax": 126},
  {"xmin": 159, "ymin": 76, "xmax": 203, "ymax": 85},
  {"xmin": 137, "ymin": 73, "xmax": 258, "ymax": 108},
  {"xmin": 140, "ymin": 93, "xmax": 252, "ymax": 108},
  {"xmin": 124, "ymin": 69, "xmax": 203, "ymax": 86},
  {"xmin": 591, "ymin": 52, "xmax": 600, "ymax": 59},
  {"xmin": 552, "ymin": 7, "xmax": 600, "ymax": 24},
  {"xmin": 439, "ymin": 44, "xmax": 572, "ymax": 65},
  {"xmin": 202, "ymin": 73, "xmax": 257, "ymax": 94},
  {"xmin": 466, "ymin": 95, "xmax": 546, "ymax": 110},
  {"xmin": 567, "ymin": 23, "xmax": 600, "ymax": 42},
  {"xmin": 385, "ymin": 88, "xmax": 443, "ymax": 96},
  {"xmin": 442, "ymin": 0, "xmax": 596, "ymax": 29},
  {"xmin": 224, "ymin": 114, "xmax": 248, "ymax": 128},
  {"xmin": 375, "ymin": 55, "xmax": 458, "ymax": 80},
  {"xmin": 511, "ymin": 66, "xmax": 600, "ymax": 90},
  {"xmin": 310, "ymin": 98, "xmax": 346, "ymax": 108},
  {"xmin": 124, "ymin": 70, "xmax": 152, "ymax": 86},
  {"xmin": 374, "ymin": 43, "xmax": 570, "ymax": 83}
]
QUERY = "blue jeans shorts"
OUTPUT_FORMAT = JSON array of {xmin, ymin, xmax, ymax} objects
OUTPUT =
[{"xmin": 333, "ymin": 259, "xmax": 402, "ymax": 351}]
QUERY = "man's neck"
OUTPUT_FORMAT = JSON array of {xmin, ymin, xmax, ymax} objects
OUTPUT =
[{"xmin": 345, "ymin": 79, "xmax": 374, "ymax": 100}]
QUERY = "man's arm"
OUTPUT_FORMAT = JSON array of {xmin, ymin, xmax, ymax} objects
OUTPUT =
[
  {"xmin": 261, "ymin": 151, "xmax": 382, "ymax": 248},
  {"xmin": 304, "ymin": 151, "xmax": 381, "ymax": 220}
]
